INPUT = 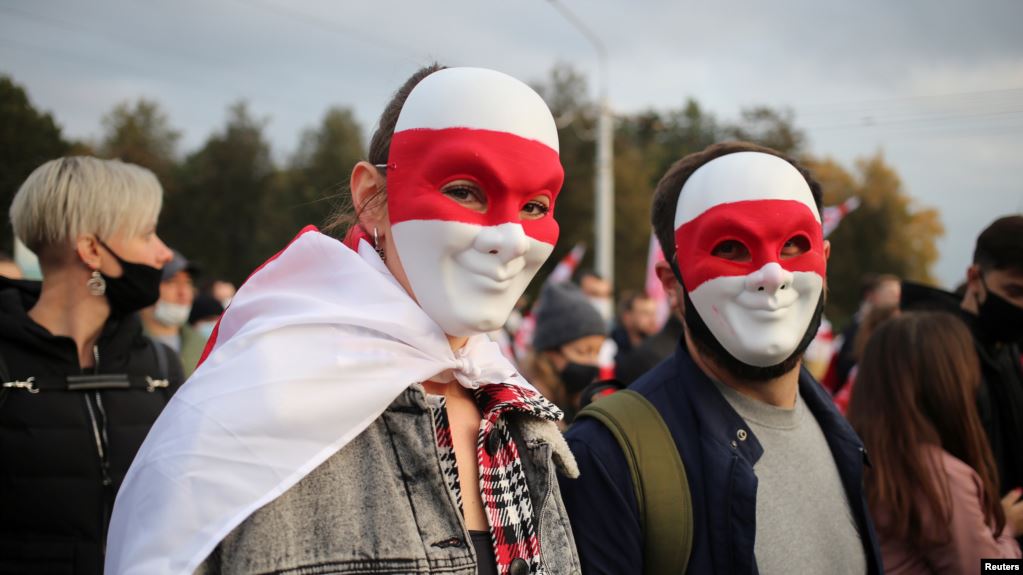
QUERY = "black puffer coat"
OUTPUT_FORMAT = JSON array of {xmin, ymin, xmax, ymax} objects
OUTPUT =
[{"xmin": 0, "ymin": 277, "xmax": 184, "ymax": 574}]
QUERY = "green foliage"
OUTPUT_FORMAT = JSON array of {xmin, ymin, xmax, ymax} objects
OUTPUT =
[
  {"xmin": 808, "ymin": 154, "xmax": 945, "ymax": 329},
  {"xmin": 532, "ymin": 64, "xmax": 596, "ymax": 297},
  {"xmin": 163, "ymin": 102, "xmax": 280, "ymax": 285},
  {"xmin": 283, "ymin": 107, "xmax": 365, "ymax": 235},
  {"xmin": 726, "ymin": 106, "xmax": 804, "ymax": 156},
  {"xmin": 530, "ymin": 65, "xmax": 807, "ymax": 294},
  {"xmin": 0, "ymin": 76, "xmax": 69, "ymax": 252},
  {"xmin": 99, "ymin": 99, "xmax": 181, "ymax": 183}
]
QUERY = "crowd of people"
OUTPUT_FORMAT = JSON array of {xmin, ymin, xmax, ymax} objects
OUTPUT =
[{"xmin": 0, "ymin": 64, "xmax": 1021, "ymax": 575}]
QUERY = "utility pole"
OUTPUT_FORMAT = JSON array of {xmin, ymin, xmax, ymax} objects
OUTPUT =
[{"xmin": 548, "ymin": 0, "xmax": 614, "ymax": 283}]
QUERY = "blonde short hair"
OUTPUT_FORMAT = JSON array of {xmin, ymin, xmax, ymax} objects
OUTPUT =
[{"xmin": 10, "ymin": 156, "xmax": 164, "ymax": 254}]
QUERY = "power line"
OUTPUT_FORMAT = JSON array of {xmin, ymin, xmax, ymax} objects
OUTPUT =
[
  {"xmin": 805, "ymin": 107, "xmax": 1023, "ymax": 131},
  {"xmin": 233, "ymin": 0, "xmax": 438, "ymax": 67},
  {"xmin": 794, "ymin": 87, "xmax": 1023, "ymax": 116}
]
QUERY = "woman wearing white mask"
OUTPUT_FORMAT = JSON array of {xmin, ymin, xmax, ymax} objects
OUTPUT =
[
  {"xmin": 0, "ymin": 156, "xmax": 182, "ymax": 575},
  {"xmin": 106, "ymin": 66, "xmax": 582, "ymax": 575}
]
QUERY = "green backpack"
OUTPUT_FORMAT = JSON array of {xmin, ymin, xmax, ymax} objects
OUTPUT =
[{"xmin": 575, "ymin": 389, "xmax": 693, "ymax": 574}]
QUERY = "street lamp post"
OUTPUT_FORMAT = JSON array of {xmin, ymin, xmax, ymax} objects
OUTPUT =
[{"xmin": 548, "ymin": 0, "xmax": 614, "ymax": 284}]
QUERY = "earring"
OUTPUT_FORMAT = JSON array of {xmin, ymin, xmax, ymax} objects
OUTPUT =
[
  {"xmin": 373, "ymin": 228, "xmax": 386, "ymax": 262},
  {"xmin": 87, "ymin": 270, "xmax": 106, "ymax": 296}
]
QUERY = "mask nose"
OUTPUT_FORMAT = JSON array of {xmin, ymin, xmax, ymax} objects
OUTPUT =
[
  {"xmin": 473, "ymin": 224, "xmax": 529, "ymax": 264},
  {"xmin": 746, "ymin": 262, "xmax": 792, "ymax": 294}
]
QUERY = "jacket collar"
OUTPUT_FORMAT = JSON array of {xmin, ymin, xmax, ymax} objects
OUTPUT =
[
  {"xmin": 673, "ymin": 343, "xmax": 765, "ymax": 464},
  {"xmin": 673, "ymin": 341, "xmax": 863, "ymax": 465}
]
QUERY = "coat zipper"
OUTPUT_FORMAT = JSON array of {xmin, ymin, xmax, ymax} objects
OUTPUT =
[
  {"xmin": 84, "ymin": 344, "xmax": 115, "ymax": 554},
  {"xmin": 82, "ymin": 345, "xmax": 113, "ymax": 487}
]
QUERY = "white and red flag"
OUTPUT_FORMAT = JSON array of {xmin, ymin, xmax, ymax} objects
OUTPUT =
[
  {"xmin": 822, "ymin": 196, "xmax": 861, "ymax": 238},
  {"xmin": 546, "ymin": 242, "xmax": 586, "ymax": 286},
  {"xmin": 644, "ymin": 233, "xmax": 670, "ymax": 330}
]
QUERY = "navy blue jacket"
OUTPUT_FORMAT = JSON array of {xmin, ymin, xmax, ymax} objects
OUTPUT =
[{"xmin": 559, "ymin": 343, "xmax": 883, "ymax": 574}]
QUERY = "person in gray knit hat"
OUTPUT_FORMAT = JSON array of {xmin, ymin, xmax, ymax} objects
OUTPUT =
[{"xmin": 525, "ymin": 281, "xmax": 608, "ymax": 424}]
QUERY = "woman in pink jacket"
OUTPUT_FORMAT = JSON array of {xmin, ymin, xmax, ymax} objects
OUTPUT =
[{"xmin": 848, "ymin": 311, "xmax": 1023, "ymax": 573}]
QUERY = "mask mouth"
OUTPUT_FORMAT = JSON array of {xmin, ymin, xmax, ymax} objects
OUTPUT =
[{"xmin": 734, "ymin": 291, "xmax": 800, "ymax": 314}]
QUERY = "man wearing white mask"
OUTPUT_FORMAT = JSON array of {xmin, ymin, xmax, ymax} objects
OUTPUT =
[
  {"xmin": 560, "ymin": 142, "xmax": 882, "ymax": 574},
  {"xmin": 141, "ymin": 250, "xmax": 204, "ymax": 377}
]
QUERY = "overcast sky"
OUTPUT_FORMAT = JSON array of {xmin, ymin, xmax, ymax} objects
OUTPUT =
[{"xmin": 2, "ymin": 0, "xmax": 1021, "ymax": 288}]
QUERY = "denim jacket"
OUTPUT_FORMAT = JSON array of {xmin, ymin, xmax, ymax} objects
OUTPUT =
[{"xmin": 197, "ymin": 383, "xmax": 582, "ymax": 575}]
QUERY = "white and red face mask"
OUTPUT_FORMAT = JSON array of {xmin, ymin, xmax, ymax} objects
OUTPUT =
[
  {"xmin": 386, "ymin": 68, "xmax": 564, "ymax": 337},
  {"xmin": 673, "ymin": 152, "xmax": 825, "ymax": 367}
]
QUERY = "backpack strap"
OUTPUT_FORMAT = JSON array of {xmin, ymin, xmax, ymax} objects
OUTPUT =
[{"xmin": 575, "ymin": 389, "xmax": 693, "ymax": 575}]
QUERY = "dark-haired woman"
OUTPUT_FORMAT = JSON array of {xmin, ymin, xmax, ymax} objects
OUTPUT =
[
  {"xmin": 848, "ymin": 312, "xmax": 1022, "ymax": 574},
  {"xmin": 832, "ymin": 301, "xmax": 899, "ymax": 414},
  {"xmin": 106, "ymin": 66, "xmax": 581, "ymax": 574}
]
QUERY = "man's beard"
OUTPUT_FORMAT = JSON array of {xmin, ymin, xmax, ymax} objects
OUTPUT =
[{"xmin": 682, "ymin": 289, "xmax": 824, "ymax": 382}]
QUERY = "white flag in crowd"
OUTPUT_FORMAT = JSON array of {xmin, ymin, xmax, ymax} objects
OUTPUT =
[{"xmin": 822, "ymin": 196, "xmax": 861, "ymax": 238}]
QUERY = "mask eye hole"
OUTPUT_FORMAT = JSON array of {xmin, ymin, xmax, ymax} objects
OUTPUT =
[
  {"xmin": 711, "ymin": 239, "xmax": 751, "ymax": 262},
  {"xmin": 441, "ymin": 180, "xmax": 487, "ymax": 213},
  {"xmin": 520, "ymin": 195, "xmax": 551, "ymax": 220},
  {"xmin": 781, "ymin": 235, "xmax": 811, "ymax": 259}
]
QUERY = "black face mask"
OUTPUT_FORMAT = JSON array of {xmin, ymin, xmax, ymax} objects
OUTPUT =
[
  {"xmin": 97, "ymin": 239, "xmax": 163, "ymax": 316},
  {"xmin": 560, "ymin": 362, "xmax": 600, "ymax": 394},
  {"xmin": 976, "ymin": 275, "xmax": 1023, "ymax": 344}
]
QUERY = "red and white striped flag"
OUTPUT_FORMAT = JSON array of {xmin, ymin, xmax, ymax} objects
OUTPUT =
[
  {"xmin": 644, "ymin": 233, "xmax": 670, "ymax": 330},
  {"xmin": 546, "ymin": 242, "xmax": 586, "ymax": 286},
  {"xmin": 822, "ymin": 196, "xmax": 861, "ymax": 238}
]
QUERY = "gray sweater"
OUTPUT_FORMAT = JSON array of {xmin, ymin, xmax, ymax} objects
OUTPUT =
[{"xmin": 715, "ymin": 381, "xmax": 867, "ymax": 575}]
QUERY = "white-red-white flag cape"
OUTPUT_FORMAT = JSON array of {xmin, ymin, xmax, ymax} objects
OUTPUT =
[{"xmin": 105, "ymin": 228, "xmax": 535, "ymax": 575}]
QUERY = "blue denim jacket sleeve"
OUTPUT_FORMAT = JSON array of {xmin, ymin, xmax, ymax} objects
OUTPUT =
[{"xmin": 558, "ymin": 418, "xmax": 643, "ymax": 575}]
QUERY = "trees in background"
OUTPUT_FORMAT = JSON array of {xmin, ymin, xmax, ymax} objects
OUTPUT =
[
  {"xmin": 100, "ymin": 99, "xmax": 181, "ymax": 186},
  {"xmin": 166, "ymin": 102, "xmax": 279, "ymax": 284},
  {"xmin": 0, "ymin": 76, "xmax": 70, "ymax": 253},
  {"xmin": 530, "ymin": 64, "xmax": 808, "ymax": 298},
  {"xmin": 809, "ymin": 154, "xmax": 944, "ymax": 327},
  {"xmin": 93, "ymin": 100, "xmax": 366, "ymax": 285},
  {"xmin": 1, "ymin": 66, "xmax": 944, "ymax": 326},
  {"xmin": 283, "ymin": 106, "xmax": 364, "ymax": 238},
  {"xmin": 530, "ymin": 64, "xmax": 942, "ymax": 330}
]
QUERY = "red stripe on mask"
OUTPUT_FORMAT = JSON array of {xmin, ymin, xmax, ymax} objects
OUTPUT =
[
  {"xmin": 386, "ymin": 128, "xmax": 564, "ymax": 245},
  {"xmin": 674, "ymin": 199, "xmax": 825, "ymax": 291}
]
